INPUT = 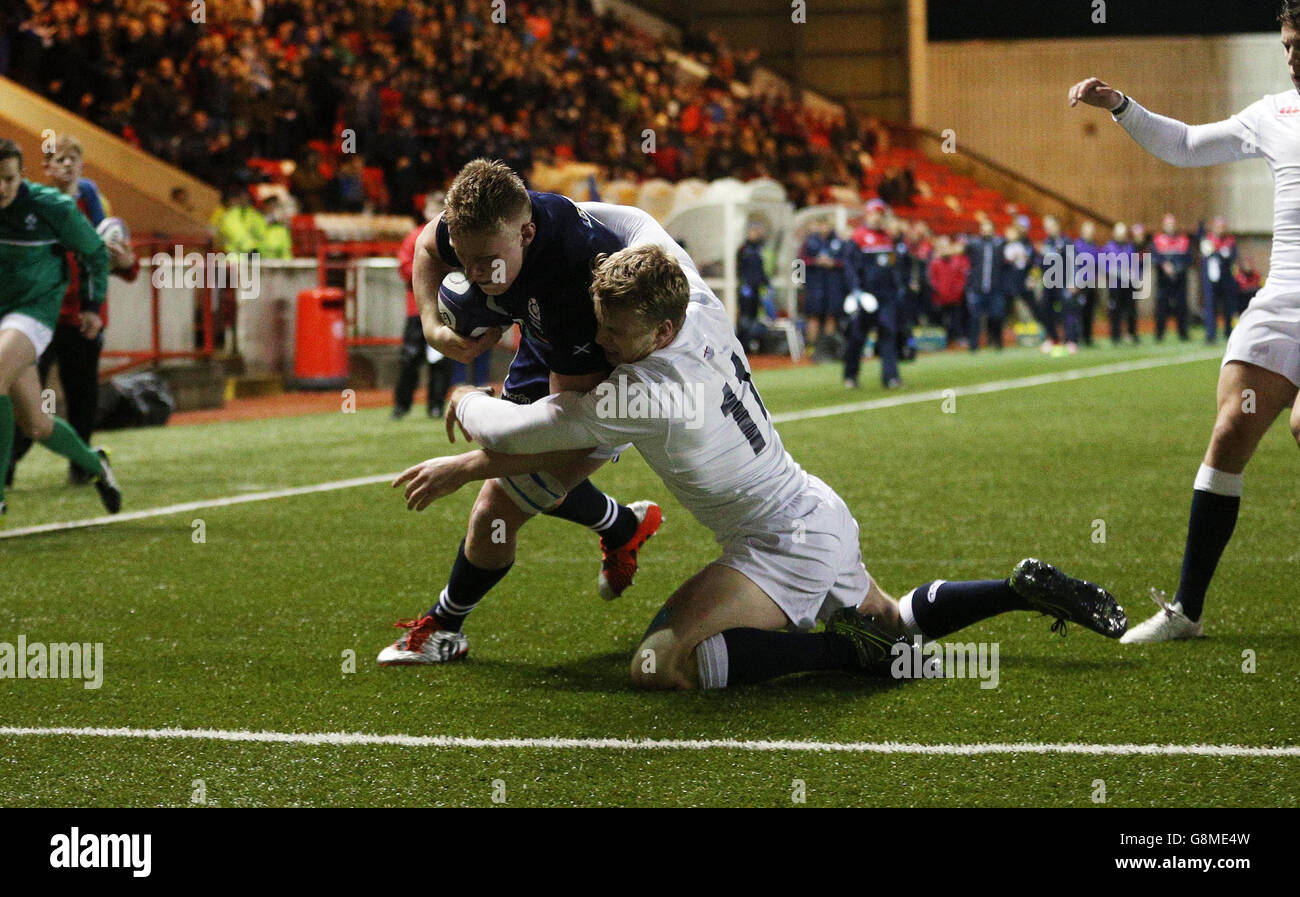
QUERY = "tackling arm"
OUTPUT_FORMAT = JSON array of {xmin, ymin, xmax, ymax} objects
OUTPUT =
[
  {"xmin": 394, "ymin": 446, "xmax": 596, "ymax": 511},
  {"xmin": 457, "ymin": 390, "xmax": 610, "ymax": 455}
]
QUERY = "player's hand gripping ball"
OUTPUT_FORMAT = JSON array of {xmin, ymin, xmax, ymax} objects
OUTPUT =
[{"xmin": 437, "ymin": 272, "xmax": 514, "ymax": 337}]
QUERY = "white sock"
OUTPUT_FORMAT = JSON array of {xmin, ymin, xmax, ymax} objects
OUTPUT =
[
  {"xmin": 590, "ymin": 494, "xmax": 618, "ymax": 532},
  {"xmin": 1194, "ymin": 464, "xmax": 1243, "ymax": 498},
  {"xmin": 897, "ymin": 589, "xmax": 925, "ymax": 639},
  {"xmin": 693, "ymin": 634, "xmax": 729, "ymax": 689}
]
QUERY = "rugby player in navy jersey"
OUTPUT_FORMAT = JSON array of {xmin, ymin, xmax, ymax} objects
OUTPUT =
[{"xmin": 378, "ymin": 159, "xmax": 661, "ymax": 664}]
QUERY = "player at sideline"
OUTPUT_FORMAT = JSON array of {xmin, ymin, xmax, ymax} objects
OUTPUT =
[
  {"xmin": 0, "ymin": 138, "xmax": 121, "ymax": 517},
  {"xmin": 388, "ymin": 241, "xmax": 1127, "ymax": 687},
  {"xmin": 1069, "ymin": 1, "xmax": 1300, "ymax": 642}
]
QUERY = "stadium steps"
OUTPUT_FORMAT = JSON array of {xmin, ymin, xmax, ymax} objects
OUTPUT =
[{"xmin": 0, "ymin": 76, "xmax": 218, "ymax": 236}]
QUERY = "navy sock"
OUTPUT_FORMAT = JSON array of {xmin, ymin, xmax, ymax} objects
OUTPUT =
[
  {"xmin": 1174, "ymin": 489, "xmax": 1240, "ymax": 622},
  {"xmin": 908, "ymin": 580, "xmax": 1030, "ymax": 639},
  {"xmin": 720, "ymin": 628, "xmax": 859, "ymax": 685},
  {"xmin": 426, "ymin": 540, "xmax": 512, "ymax": 632},
  {"xmin": 546, "ymin": 479, "xmax": 637, "ymax": 548}
]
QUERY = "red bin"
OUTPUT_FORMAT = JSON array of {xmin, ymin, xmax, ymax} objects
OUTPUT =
[{"xmin": 293, "ymin": 288, "xmax": 348, "ymax": 389}]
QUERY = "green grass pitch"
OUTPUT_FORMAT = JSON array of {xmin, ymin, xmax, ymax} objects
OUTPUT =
[{"xmin": 1, "ymin": 340, "xmax": 1297, "ymax": 807}]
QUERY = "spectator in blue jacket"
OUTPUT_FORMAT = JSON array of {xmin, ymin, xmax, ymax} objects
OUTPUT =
[
  {"xmin": 1073, "ymin": 220, "xmax": 1101, "ymax": 346},
  {"xmin": 1197, "ymin": 215, "xmax": 1240, "ymax": 344},
  {"xmin": 798, "ymin": 219, "xmax": 856, "ymax": 357},
  {"xmin": 736, "ymin": 221, "xmax": 771, "ymax": 354},
  {"xmin": 1000, "ymin": 222, "xmax": 1034, "ymax": 322},
  {"xmin": 1036, "ymin": 215, "xmax": 1070, "ymax": 349},
  {"xmin": 1153, "ymin": 213, "xmax": 1192, "ymax": 342},
  {"xmin": 846, "ymin": 202, "xmax": 902, "ymax": 387},
  {"xmin": 965, "ymin": 218, "xmax": 1006, "ymax": 352}
]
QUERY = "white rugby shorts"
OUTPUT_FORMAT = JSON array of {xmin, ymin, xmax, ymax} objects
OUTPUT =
[
  {"xmin": 1223, "ymin": 287, "xmax": 1300, "ymax": 387},
  {"xmin": 716, "ymin": 474, "xmax": 870, "ymax": 630},
  {"xmin": 0, "ymin": 312, "xmax": 53, "ymax": 358}
]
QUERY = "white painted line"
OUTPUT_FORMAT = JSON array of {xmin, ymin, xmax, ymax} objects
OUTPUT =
[
  {"xmin": 0, "ymin": 474, "xmax": 396, "ymax": 540},
  {"xmin": 0, "ymin": 725, "xmax": 1294, "ymax": 757},
  {"xmin": 770, "ymin": 350, "xmax": 1221, "ymax": 424},
  {"xmin": 0, "ymin": 350, "xmax": 1220, "ymax": 541}
]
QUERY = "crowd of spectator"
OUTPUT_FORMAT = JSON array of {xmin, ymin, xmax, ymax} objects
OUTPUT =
[{"xmin": 3, "ymin": 0, "xmax": 899, "ymax": 216}]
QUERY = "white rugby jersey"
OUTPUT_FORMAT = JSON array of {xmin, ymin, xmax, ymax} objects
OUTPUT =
[
  {"xmin": 1115, "ymin": 92, "xmax": 1300, "ymax": 295},
  {"xmin": 578, "ymin": 201, "xmax": 716, "ymax": 301},
  {"xmin": 458, "ymin": 298, "xmax": 810, "ymax": 544}
]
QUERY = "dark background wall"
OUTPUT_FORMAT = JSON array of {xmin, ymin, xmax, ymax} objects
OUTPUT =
[{"xmin": 928, "ymin": 0, "xmax": 1284, "ymax": 41}]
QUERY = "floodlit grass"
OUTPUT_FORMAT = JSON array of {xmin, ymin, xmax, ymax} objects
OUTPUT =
[{"xmin": 2, "ymin": 340, "xmax": 1296, "ymax": 807}]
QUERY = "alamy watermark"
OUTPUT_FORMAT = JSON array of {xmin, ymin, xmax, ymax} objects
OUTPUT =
[
  {"xmin": 0, "ymin": 635, "xmax": 103, "ymax": 689},
  {"xmin": 151, "ymin": 246, "xmax": 261, "ymax": 301},
  {"xmin": 593, "ymin": 374, "xmax": 705, "ymax": 429},
  {"xmin": 891, "ymin": 637, "xmax": 1000, "ymax": 689},
  {"xmin": 50, "ymin": 828, "xmax": 150, "ymax": 877},
  {"xmin": 1042, "ymin": 246, "xmax": 1152, "ymax": 301}
]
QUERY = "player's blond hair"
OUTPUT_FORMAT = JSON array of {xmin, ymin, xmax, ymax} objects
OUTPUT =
[
  {"xmin": 443, "ymin": 159, "xmax": 530, "ymax": 236},
  {"xmin": 590, "ymin": 244, "xmax": 688, "ymax": 329},
  {"xmin": 43, "ymin": 135, "xmax": 82, "ymax": 161}
]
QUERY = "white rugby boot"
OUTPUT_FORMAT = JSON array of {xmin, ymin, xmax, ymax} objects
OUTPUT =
[
  {"xmin": 1119, "ymin": 589, "xmax": 1204, "ymax": 644},
  {"xmin": 377, "ymin": 615, "xmax": 469, "ymax": 665}
]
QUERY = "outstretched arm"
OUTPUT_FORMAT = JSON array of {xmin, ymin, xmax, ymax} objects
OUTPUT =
[
  {"xmin": 452, "ymin": 382, "xmax": 658, "ymax": 455},
  {"xmin": 1069, "ymin": 77, "xmax": 1257, "ymax": 168},
  {"xmin": 393, "ymin": 447, "xmax": 595, "ymax": 511}
]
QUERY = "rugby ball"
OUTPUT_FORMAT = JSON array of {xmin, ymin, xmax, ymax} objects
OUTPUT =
[
  {"xmin": 96, "ymin": 216, "xmax": 129, "ymax": 245},
  {"xmin": 437, "ymin": 272, "xmax": 514, "ymax": 337}
]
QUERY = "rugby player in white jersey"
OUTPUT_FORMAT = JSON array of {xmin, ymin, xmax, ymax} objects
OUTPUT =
[
  {"xmin": 1069, "ymin": 1, "xmax": 1300, "ymax": 643},
  {"xmin": 385, "ymin": 216, "xmax": 1126, "ymax": 687}
]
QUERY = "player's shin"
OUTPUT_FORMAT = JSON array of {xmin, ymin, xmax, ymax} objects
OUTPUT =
[
  {"xmin": 39, "ymin": 415, "xmax": 102, "ymax": 476},
  {"xmin": 1174, "ymin": 465, "xmax": 1243, "ymax": 621},
  {"xmin": 690, "ymin": 629, "xmax": 863, "ymax": 689},
  {"xmin": 545, "ymin": 478, "xmax": 638, "ymax": 548},
  {"xmin": 898, "ymin": 580, "xmax": 1031, "ymax": 639},
  {"xmin": 427, "ymin": 539, "xmax": 513, "ymax": 632}
]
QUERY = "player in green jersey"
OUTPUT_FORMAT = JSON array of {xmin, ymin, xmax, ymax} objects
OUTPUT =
[{"xmin": 0, "ymin": 138, "xmax": 120, "ymax": 517}]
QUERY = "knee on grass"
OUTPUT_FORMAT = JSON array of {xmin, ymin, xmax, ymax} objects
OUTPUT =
[
  {"xmin": 1291, "ymin": 406, "xmax": 1300, "ymax": 450},
  {"xmin": 629, "ymin": 630, "xmax": 696, "ymax": 691}
]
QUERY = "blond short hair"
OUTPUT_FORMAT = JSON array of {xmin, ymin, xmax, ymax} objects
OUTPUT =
[
  {"xmin": 443, "ymin": 159, "xmax": 530, "ymax": 236},
  {"xmin": 591, "ymin": 244, "xmax": 688, "ymax": 329},
  {"xmin": 44, "ymin": 135, "xmax": 82, "ymax": 161}
]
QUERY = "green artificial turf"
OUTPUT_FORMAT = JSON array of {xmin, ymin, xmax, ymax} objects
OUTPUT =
[{"xmin": 2, "ymin": 340, "xmax": 1296, "ymax": 807}]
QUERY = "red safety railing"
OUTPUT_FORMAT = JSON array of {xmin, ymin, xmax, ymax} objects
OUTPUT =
[
  {"xmin": 314, "ymin": 235, "xmax": 405, "ymax": 348},
  {"xmin": 99, "ymin": 234, "xmax": 216, "ymax": 378}
]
